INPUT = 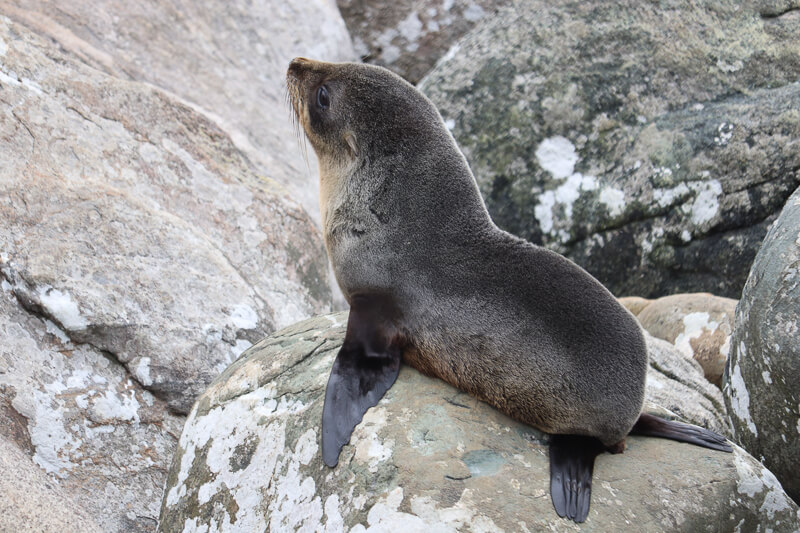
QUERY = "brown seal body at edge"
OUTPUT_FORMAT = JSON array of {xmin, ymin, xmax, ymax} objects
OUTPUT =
[{"xmin": 286, "ymin": 57, "xmax": 731, "ymax": 523}]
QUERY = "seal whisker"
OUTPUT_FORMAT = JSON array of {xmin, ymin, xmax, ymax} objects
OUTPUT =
[{"xmin": 285, "ymin": 81, "xmax": 310, "ymax": 170}]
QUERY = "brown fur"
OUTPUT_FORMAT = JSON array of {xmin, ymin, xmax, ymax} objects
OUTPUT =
[{"xmin": 287, "ymin": 58, "xmax": 648, "ymax": 446}]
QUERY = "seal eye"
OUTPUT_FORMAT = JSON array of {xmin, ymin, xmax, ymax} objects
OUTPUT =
[{"xmin": 317, "ymin": 85, "xmax": 330, "ymax": 110}]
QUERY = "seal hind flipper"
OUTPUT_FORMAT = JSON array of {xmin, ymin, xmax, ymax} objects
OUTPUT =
[
  {"xmin": 549, "ymin": 435, "xmax": 605, "ymax": 523},
  {"xmin": 629, "ymin": 413, "xmax": 733, "ymax": 452},
  {"xmin": 321, "ymin": 295, "xmax": 403, "ymax": 467}
]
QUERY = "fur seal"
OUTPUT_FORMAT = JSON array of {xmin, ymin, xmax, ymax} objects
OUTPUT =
[{"xmin": 286, "ymin": 57, "xmax": 732, "ymax": 523}]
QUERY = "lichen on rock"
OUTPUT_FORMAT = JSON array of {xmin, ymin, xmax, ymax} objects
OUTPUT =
[{"xmin": 160, "ymin": 313, "xmax": 800, "ymax": 531}]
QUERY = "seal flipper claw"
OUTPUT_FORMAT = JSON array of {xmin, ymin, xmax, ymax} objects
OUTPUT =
[
  {"xmin": 630, "ymin": 413, "xmax": 733, "ymax": 452},
  {"xmin": 549, "ymin": 435, "xmax": 604, "ymax": 523},
  {"xmin": 321, "ymin": 295, "xmax": 402, "ymax": 467}
]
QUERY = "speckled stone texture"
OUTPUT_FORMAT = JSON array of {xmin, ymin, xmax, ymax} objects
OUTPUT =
[
  {"xmin": 159, "ymin": 313, "xmax": 800, "ymax": 531},
  {"xmin": 0, "ymin": 10, "xmax": 335, "ymax": 531},
  {"xmin": 420, "ymin": 0, "xmax": 800, "ymax": 299},
  {"xmin": 0, "ymin": 0, "xmax": 356, "ymax": 223},
  {"xmin": 0, "ymin": 16, "xmax": 332, "ymax": 413},
  {"xmin": 337, "ymin": 0, "xmax": 511, "ymax": 83},
  {"xmin": 0, "ymin": 277, "xmax": 184, "ymax": 532},
  {"xmin": 0, "ymin": 435, "xmax": 104, "ymax": 533},
  {"xmin": 724, "ymin": 185, "xmax": 800, "ymax": 504},
  {"xmin": 635, "ymin": 293, "xmax": 737, "ymax": 387}
]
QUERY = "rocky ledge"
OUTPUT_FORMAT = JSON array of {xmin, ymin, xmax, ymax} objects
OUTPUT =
[{"xmin": 159, "ymin": 313, "xmax": 800, "ymax": 532}]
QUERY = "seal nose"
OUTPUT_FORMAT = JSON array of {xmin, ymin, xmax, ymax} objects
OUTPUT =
[{"xmin": 288, "ymin": 57, "xmax": 311, "ymax": 77}]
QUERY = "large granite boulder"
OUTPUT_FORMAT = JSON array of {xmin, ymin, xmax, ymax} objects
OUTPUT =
[
  {"xmin": 0, "ymin": 0, "xmax": 355, "ymax": 223},
  {"xmin": 724, "ymin": 185, "xmax": 800, "ymax": 503},
  {"xmin": 159, "ymin": 313, "xmax": 799, "ymax": 531},
  {"xmin": 0, "ymin": 16, "xmax": 331, "ymax": 413},
  {"xmin": 420, "ymin": 0, "xmax": 800, "ymax": 299},
  {"xmin": 634, "ymin": 293, "xmax": 737, "ymax": 387},
  {"xmin": 337, "ymin": 0, "xmax": 511, "ymax": 83}
]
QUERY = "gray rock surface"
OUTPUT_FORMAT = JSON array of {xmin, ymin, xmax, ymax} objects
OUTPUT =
[
  {"xmin": 420, "ymin": 0, "xmax": 800, "ymax": 299},
  {"xmin": 0, "ymin": 279, "xmax": 184, "ymax": 532},
  {"xmin": 0, "ymin": 16, "xmax": 331, "ymax": 413},
  {"xmin": 724, "ymin": 185, "xmax": 800, "ymax": 503},
  {"xmin": 159, "ymin": 313, "xmax": 800, "ymax": 531},
  {"xmin": 0, "ymin": 435, "xmax": 104, "ymax": 533},
  {"xmin": 637, "ymin": 293, "xmax": 737, "ymax": 387},
  {"xmin": 644, "ymin": 333, "xmax": 729, "ymax": 435},
  {"xmin": 0, "ymin": 0, "xmax": 355, "ymax": 223},
  {"xmin": 337, "ymin": 0, "xmax": 510, "ymax": 83}
]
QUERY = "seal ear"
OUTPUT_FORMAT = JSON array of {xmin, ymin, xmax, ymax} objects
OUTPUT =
[
  {"xmin": 344, "ymin": 131, "xmax": 359, "ymax": 158},
  {"xmin": 321, "ymin": 294, "xmax": 402, "ymax": 467}
]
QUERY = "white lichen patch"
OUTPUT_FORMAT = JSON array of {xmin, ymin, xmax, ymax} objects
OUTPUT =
[
  {"xmin": 728, "ymin": 352, "xmax": 758, "ymax": 437},
  {"xmin": 396, "ymin": 12, "xmax": 423, "ymax": 51},
  {"xmin": 534, "ymin": 191, "xmax": 557, "ymax": 233},
  {"xmin": 599, "ymin": 187, "xmax": 625, "ymax": 217},
  {"xmin": 352, "ymin": 487, "xmax": 503, "ymax": 533},
  {"xmin": 134, "ymin": 357, "xmax": 153, "ymax": 387},
  {"xmin": 231, "ymin": 339, "xmax": 253, "ymax": 359},
  {"xmin": 166, "ymin": 385, "xmax": 308, "ymax": 531},
  {"xmin": 91, "ymin": 386, "xmax": 141, "ymax": 423},
  {"xmin": 720, "ymin": 335, "xmax": 731, "ymax": 358},
  {"xmin": 714, "ymin": 122, "xmax": 734, "ymax": 145},
  {"xmin": 352, "ymin": 407, "xmax": 393, "ymax": 472},
  {"xmin": 44, "ymin": 319, "xmax": 72, "ymax": 344},
  {"xmin": 733, "ymin": 450, "xmax": 793, "ymax": 520},
  {"xmin": 653, "ymin": 183, "xmax": 690, "ymax": 208},
  {"xmin": 687, "ymin": 179, "xmax": 722, "ymax": 226},
  {"xmin": 323, "ymin": 495, "xmax": 345, "ymax": 533},
  {"xmin": 535, "ymin": 136, "xmax": 578, "ymax": 180},
  {"xmin": 36, "ymin": 286, "xmax": 89, "ymax": 330},
  {"xmin": 352, "ymin": 488, "xmax": 427, "ymax": 532},
  {"xmin": 534, "ymin": 136, "xmax": 625, "ymax": 236},
  {"xmin": 463, "ymin": 3, "xmax": 486, "ymax": 22},
  {"xmin": 0, "ymin": 35, "xmax": 6, "ymax": 57},
  {"xmin": 27, "ymin": 385, "xmax": 84, "ymax": 476},
  {"xmin": 674, "ymin": 312, "xmax": 720, "ymax": 358},
  {"xmin": 321, "ymin": 312, "xmax": 347, "ymax": 330},
  {"xmin": 535, "ymin": 173, "xmax": 598, "ymax": 237},
  {"xmin": 229, "ymin": 304, "xmax": 258, "ymax": 330},
  {"xmin": 267, "ymin": 429, "xmax": 324, "ymax": 531}
]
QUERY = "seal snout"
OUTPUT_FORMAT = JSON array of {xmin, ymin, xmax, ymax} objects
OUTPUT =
[{"xmin": 288, "ymin": 57, "xmax": 321, "ymax": 82}]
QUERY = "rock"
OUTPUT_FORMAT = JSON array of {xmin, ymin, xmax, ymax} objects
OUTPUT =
[
  {"xmin": 0, "ymin": 0, "xmax": 355, "ymax": 223},
  {"xmin": 159, "ymin": 313, "xmax": 800, "ymax": 531},
  {"xmin": 0, "ymin": 16, "xmax": 331, "ymax": 413},
  {"xmin": 724, "ymin": 185, "xmax": 800, "ymax": 503},
  {"xmin": 637, "ymin": 294, "xmax": 737, "ymax": 387},
  {"xmin": 644, "ymin": 333, "xmax": 729, "ymax": 435},
  {"xmin": 337, "ymin": 0, "xmax": 510, "ymax": 83},
  {"xmin": 0, "ymin": 435, "xmax": 104, "ymax": 533},
  {"xmin": 618, "ymin": 296, "xmax": 652, "ymax": 316},
  {"xmin": 420, "ymin": 0, "xmax": 800, "ymax": 299},
  {"xmin": 0, "ymin": 279, "xmax": 184, "ymax": 531}
]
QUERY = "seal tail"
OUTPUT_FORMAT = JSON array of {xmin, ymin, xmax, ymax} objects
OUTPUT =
[{"xmin": 628, "ymin": 413, "xmax": 733, "ymax": 452}]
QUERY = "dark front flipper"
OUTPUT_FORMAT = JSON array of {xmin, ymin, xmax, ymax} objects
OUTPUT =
[
  {"xmin": 321, "ymin": 294, "xmax": 403, "ymax": 467},
  {"xmin": 549, "ymin": 435, "xmax": 605, "ymax": 523},
  {"xmin": 630, "ymin": 413, "xmax": 733, "ymax": 452}
]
